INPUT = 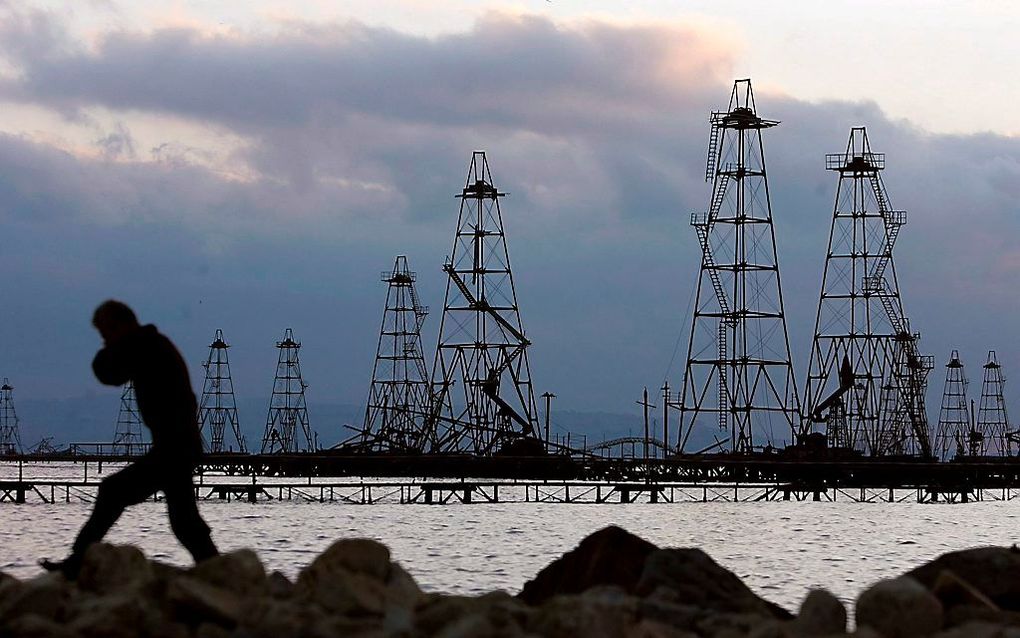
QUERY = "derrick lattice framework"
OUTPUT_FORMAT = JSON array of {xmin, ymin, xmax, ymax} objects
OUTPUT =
[
  {"xmin": 113, "ymin": 381, "xmax": 146, "ymax": 454},
  {"xmin": 677, "ymin": 79, "xmax": 801, "ymax": 454},
  {"xmin": 357, "ymin": 255, "xmax": 432, "ymax": 453},
  {"xmin": 0, "ymin": 378, "xmax": 23, "ymax": 455},
  {"xmin": 428, "ymin": 151, "xmax": 541, "ymax": 455},
  {"xmin": 976, "ymin": 351, "xmax": 1015, "ymax": 456},
  {"xmin": 198, "ymin": 329, "xmax": 247, "ymax": 453},
  {"xmin": 261, "ymin": 329, "xmax": 315, "ymax": 453},
  {"xmin": 934, "ymin": 351, "xmax": 970, "ymax": 459},
  {"xmin": 803, "ymin": 127, "xmax": 934, "ymax": 457}
]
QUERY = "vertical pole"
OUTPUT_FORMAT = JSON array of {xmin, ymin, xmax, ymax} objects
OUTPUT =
[
  {"xmin": 637, "ymin": 388, "xmax": 656, "ymax": 461},
  {"xmin": 541, "ymin": 392, "xmax": 555, "ymax": 451},
  {"xmin": 661, "ymin": 382, "xmax": 670, "ymax": 457}
]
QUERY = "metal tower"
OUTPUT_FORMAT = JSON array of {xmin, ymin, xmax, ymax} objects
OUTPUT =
[
  {"xmin": 113, "ymin": 381, "xmax": 146, "ymax": 454},
  {"xmin": 977, "ymin": 351, "xmax": 1014, "ymax": 456},
  {"xmin": 934, "ymin": 351, "xmax": 969, "ymax": 459},
  {"xmin": 677, "ymin": 79, "xmax": 801, "ymax": 454},
  {"xmin": 198, "ymin": 329, "xmax": 247, "ymax": 453},
  {"xmin": 0, "ymin": 378, "xmax": 22, "ymax": 455},
  {"xmin": 356, "ymin": 255, "xmax": 432, "ymax": 453},
  {"xmin": 261, "ymin": 328, "xmax": 315, "ymax": 453},
  {"xmin": 802, "ymin": 126, "xmax": 933, "ymax": 457},
  {"xmin": 428, "ymin": 151, "xmax": 541, "ymax": 455}
]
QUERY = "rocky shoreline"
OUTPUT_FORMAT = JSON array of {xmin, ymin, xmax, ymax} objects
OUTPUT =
[{"xmin": 1, "ymin": 525, "xmax": 1017, "ymax": 637}]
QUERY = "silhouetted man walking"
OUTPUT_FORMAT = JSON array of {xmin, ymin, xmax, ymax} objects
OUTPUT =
[{"xmin": 44, "ymin": 300, "xmax": 218, "ymax": 576}]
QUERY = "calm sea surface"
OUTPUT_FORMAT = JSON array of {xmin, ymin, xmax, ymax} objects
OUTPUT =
[{"xmin": 1, "ymin": 462, "xmax": 1018, "ymax": 612}]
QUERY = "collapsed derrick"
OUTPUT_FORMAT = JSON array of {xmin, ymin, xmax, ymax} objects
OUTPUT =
[{"xmin": 426, "ymin": 151, "xmax": 542, "ymax": 455}]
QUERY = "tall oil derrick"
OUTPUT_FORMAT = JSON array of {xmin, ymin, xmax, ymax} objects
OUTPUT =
[
  {"xmin": 428, "ymin": 151, "xmax": 541, "ymax": 455},
  {"xmin": 802, "ymin": 126, "xmax": 934, "ymax": 457},
  {"xmin": 113, "ymin": 381, "xmax": 145, "ymax": 454},
  {"xmin": 261, "ymin": 329, "xmax": 315, "ymax": 453},
  {"xmin": 0, "ymin": 378, "xmax": 23, "ymax": 455},
  {"xmin": 934, "ymin": 351, "xmax": 970, "ymax": 459},
  {"xmin": 976, "ymin": 351, "xmax": 1014, "ymax": 456},
  {"xmin": 357, "ymin": 255, "xmax": 432, "ymax": 453},
  {"xmin": 198, "ymin": 329, "xmax": 247, "ymax": 454},
  {"xmin": 677, "ymin": 79, "xmax": 801, "ymax": 454}
]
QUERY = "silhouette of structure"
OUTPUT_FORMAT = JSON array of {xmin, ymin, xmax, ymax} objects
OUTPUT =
[
  {"xmin": 0, "ymin": 378, "xmax": 23, "ymax": 455},
  {"xmin": 802, "ymin": 127, "xmax": 933, "ymax": 457},
  {"xmin": 354, "ymin": 256, "xmax": 432, "ymax": 453},
  {"xmin": 29, "ymin": 437, "xmax": 58, "ymax": 455},
  {"xmin": 428, "ymin": 151, "xmax": 541, "ymax": 455},
  {"xmin": 261, "ymin": 329, "xmax": 315, "ymax": 453},
  {"xmin": 677, "ymin": 79, "xmax": 801, "ymax": 454},
  {"xmin": 934, "ymin": 351, "xmax": 970, "ymax": 459},
  {"xmin": 113, "ymin": 381, "xmax": 146, "ymax": 455},
  {"xmin": 198, "ymin": 330, "xmax": 247, "ymax": 453},
  {"xmin": 976, "ymin": 351, "xmax": 1015, "ymax": 456}
]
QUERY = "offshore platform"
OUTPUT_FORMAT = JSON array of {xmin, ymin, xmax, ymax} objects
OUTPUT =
[{"xmin": 6, "ymin": 78, "xmax": 1020, "ymax": 506}]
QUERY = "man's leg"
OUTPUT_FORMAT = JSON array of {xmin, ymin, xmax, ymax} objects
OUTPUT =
[
  {"xmin": 163, "ymin": 467, "xmax": 218, "ymax": 563},
  {"xmin": 45, "ymin": 456, "xmax": 159, "ymax": 575}
]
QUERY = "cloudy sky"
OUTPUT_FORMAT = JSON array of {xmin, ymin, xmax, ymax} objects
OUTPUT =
[{"xmin": 2, "ymin": 1, "xmax": 1019, "ymax": 444}]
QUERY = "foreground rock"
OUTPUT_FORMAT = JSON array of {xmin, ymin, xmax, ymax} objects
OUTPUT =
[{"xmin": 4, "ymin": 530, "xmax": 1020, "ymax": 637}]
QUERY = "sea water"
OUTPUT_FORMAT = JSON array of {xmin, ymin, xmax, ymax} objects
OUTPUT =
[{"xmin": 1, "ymin": 462, "xmax": 1016, "ymax": 611}]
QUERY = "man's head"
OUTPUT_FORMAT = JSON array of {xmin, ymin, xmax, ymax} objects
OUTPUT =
[{"xmin": 92, "ymin": 300, "xmax": 140, "ymax": 345}]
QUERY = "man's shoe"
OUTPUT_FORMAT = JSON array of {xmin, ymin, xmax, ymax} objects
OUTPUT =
[{"xmin": 39, "ymin": 557, "xmax": 81, "ymax": 579}]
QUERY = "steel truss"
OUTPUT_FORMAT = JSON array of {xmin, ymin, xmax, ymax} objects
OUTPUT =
[
  {"xmin": 112, "ymin": 381, "xmax": 146, "ymax": 455},
  {"xmin": 0, "ymin": 379, "xmax": 22, "ymax": 455},
  {"xmin": 977, "ymin": 351, "xmax": 1016, "ymax": 456},
  {"xmin": 935, "ymin": 351, "xmax": 970, "ymax": 459},
  {"xmin": 427, "ymin": 151, "xmax": 541, "ymax": 455},
  {"xmin": 678, "ymin": 78, "xmax": 801, "ymax": 454},
  {"xmin": 261, "ymin": 329, "xmax": 315, "ymax": 453},
  {"xmin": 353, "ymin": 255, "xmax": 433, "ymax": 453},
  {"xmin": 803, "ymin": 127, "xmax": 933, "ymax": 457},
  {"xmin": 198, "ymin": 330, "xmax": 247, "ymax": 453}
]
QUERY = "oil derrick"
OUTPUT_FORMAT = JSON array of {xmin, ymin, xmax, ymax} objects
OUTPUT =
[
  {"xmin": 113, "ymin": 381, "xmax": 146, "ymax": 454},
  {"xmin": 357, "ymin": 255, "xmax": 432, "ymax": 453},
  {"xmin": 0, "ymin": 378, "xmax": 23, "ymax": 455},
  {"xmin": 976, "ymin": 351, "xmax": 1014, "ymax": 456},
  {"xmin": 803, "ymin": 127, "xmax": 934, "ymax": 457},
  {"xmin": 677, "ymin": 79, "xmax": 801, "ymax": 454},
  {"xmin": 934, "ymin": 351, "xmax": 970, "ymax": 459},
  {"xmin": 261, "ymin": 329, "xmax": 315, "ymax": 453},
  {"xmin": 428, "ymin": 151, "xmax": 541, "ymax": 455},
  {"xmin": 198, "ymin": 329, "xmax": 247, "ymax": 453}
]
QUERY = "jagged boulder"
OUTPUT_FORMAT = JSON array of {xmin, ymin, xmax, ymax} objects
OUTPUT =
[
  {"xmin": 0, "ymin": 572, "xmax": 73, "ymax": 627},
  {"xmin": 794, "ymin": 588, "xmax": 847, "ymax": 635},
  {"xmin": 77, "ymin": 543, "xmax": 154, "ymax": 595},
  {"xmin": 417, "ymin": 591, "xmax": 534, "ymax": 638},
  {"xmin": 529, "ymin": 586, "xmax": 639, "ymax": 638},
  {"xmin": 189, "ymin": 549, "xmax": 267, "ymax": 598},
  {"xmin": 637, "ymin": 548, "xmax": 792, "ymax": 620},
  {"xmin": 518, "ymin": 526, "xmax": 658, "ymax": 605},
  {"xmin": 906, "ymin": 546, "xmax": 1020, "ymax": 611},
  {"xmin": 856, "ymin": 576, "xmax": 943, "ymax": 638},
  {"xmin": 295, "ymin": 537, "xmax": 423, "ymax": 624}
]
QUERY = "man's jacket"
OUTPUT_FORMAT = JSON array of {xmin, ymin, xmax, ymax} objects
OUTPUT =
[{"xmin": 92, "ymin": 324, "xmax": 202, "ymax": 462}]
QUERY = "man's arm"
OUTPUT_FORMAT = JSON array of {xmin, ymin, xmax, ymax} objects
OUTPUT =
[{"xmin": 92, "ymin": 345, "xmax": 131, "ymax": 386}]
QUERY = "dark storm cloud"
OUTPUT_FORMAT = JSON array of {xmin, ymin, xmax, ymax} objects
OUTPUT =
[
  {"xmin": 0, "ymin": 11, "xmax": 727, "ymax": 133},
  {"xmin": 2, "ymin": 7, "xmax": 1020, "ymax": 434}
]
